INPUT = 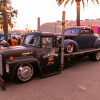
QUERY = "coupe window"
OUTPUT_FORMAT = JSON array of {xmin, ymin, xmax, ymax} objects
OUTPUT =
[
  {"xmin": 65, "ymin": 28, "xmax": 79, "ymax": 34},
  {"xmin": 22, "ymin": 35, "xmax": 40, "ymax": 47},
  {"xmin": 81, "ymin": 29, "xmax": 90, "ymax": 34}
]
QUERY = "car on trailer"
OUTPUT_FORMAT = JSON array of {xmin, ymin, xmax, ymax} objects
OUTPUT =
[{"xmin": 57, "ymin": 26, "xmax": 100, "ymax": 60}]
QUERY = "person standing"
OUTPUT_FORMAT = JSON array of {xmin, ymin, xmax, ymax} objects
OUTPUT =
[
  {"xmin": 18, "ymin": 36, "xmax": 21, "ymax": 45},
  {"xmin": 11, "ymin": 37, "xmax": 18, "ymax": 46},
  {"xmin": 8, "ymin": 36, "xmax": 12, "ymax": 46}
]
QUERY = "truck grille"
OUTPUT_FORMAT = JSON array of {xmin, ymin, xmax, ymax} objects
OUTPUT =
[{"xmin": 0, "ymin": 54, "xmax": 3, "ymax": 76}]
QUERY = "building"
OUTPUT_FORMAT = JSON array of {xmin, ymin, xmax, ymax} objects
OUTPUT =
[
  {"xmin": 40, "ymin": 19, "xmax": 100, "ymax": 35},
  {"xmin": 0, "ymin": 30, "xmax": 26, "ymax": 39}
]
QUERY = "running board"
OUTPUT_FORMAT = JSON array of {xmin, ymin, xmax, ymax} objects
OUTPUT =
[
  {"xmin": 43, "ymin": 70, "xmax": 61, "ymax": 78},
  {"xmin": 42, "ymin": 66, "xmax": 61, "ymax": 78}
]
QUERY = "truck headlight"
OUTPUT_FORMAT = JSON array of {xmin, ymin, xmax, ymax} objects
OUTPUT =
[{"xmin": 6, "ymin": 64, "xmax": 9, "ymax": 73}]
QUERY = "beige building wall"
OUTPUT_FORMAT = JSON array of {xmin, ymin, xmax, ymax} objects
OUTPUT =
[{"xmin": 40, "ymin": 19, "xmax": 100, "ymax": 33}]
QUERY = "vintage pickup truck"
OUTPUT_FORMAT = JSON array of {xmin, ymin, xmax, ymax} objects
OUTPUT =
[{"xmin": 0, "ymin": 26, "xmax": 100, "ymax": 90}]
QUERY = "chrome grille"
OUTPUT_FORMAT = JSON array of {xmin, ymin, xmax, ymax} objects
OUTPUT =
[{"xmin": 0, "ymin": 54, "xmax": 3, "ymax": 76}]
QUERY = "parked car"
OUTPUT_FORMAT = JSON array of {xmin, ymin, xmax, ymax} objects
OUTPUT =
[
  {"xmin": 57, "ymin": 26, "xmax": 100, "ymax": 53},
  {"xmin": 0, "ymin": 39, "xmax": 9, "ymax": 47}
]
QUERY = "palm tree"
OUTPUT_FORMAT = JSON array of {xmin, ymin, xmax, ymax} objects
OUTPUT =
[
  {"xmin": 3, "ymin": 0, "xmax": 8, "ymax": 41},
  {"xmin": 56, "ymin": 0, "xmax": 100, "ymax": 26}
]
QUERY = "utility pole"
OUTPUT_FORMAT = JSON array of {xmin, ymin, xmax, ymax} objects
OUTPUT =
[
  {"xmin": 3, "ymin": 0, "xmax": 8, "ymax": 41},
  {"xmin": 61, "ymin": 11, "xmax": 65, "ymax": 70},
  {"xmin": 55, "ymin": 21, "xmax": 56, "ymax": 33},
  {"xmin": 37, "ymin": 17, "xmax": 40, "ymax": 31}
]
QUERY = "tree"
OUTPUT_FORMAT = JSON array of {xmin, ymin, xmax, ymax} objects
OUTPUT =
[
  {"xmin": 0, "ymin": 0, "xmax": 18, "ymax": 41},
  {"xmin": 3, "ymin": 0, "xmax": 8, "ymax": 41},
  {"xmin": 56, "ymin": 0, "xmax": 100, "ymax": 26}
]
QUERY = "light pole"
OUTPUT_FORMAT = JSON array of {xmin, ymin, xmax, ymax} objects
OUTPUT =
[
  {"xmin": 61, "ymin": 11, "xmax": 65, "ymax": 70},
  {"xmin": 37, "ymin": 17, "xmax": 40, "ymax": 31},
  {"xmin": 55, "ymin": 21, "xmax": 56, "ymax": 33}
]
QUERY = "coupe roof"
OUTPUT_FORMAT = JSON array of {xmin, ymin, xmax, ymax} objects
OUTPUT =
[{"xmin": 66, "ymin": 26, "xmax": 92, "ymax": 29}]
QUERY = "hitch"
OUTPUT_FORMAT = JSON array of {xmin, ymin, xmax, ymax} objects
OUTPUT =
[{"xmin": 0, "ymin": 76, "xmax": 5, "ymax": 91}]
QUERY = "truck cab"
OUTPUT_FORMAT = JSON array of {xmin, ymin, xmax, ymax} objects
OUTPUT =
[{"xmin": 0, "ymin": 31, "xmax": 60, "ymax": 83}]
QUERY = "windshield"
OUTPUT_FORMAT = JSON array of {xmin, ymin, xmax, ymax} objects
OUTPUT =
[
  {"xmin": 65, "ymin": 28, "xmax": 79, "ymax": 34},
  {"xmin": 21, "ymin": 35, "xmax": 40, "ymax": 47}
]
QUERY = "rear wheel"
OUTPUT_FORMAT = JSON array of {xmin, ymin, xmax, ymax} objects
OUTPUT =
[
  {"xmin": 15, "ymin": 63, "xmax": 34, "ymax": 83},
  {"xmin": 89, "ymin": 52, "xmax": 100, "ymax": 61},
  {"xmin": 66, "ymin": 43, "xmax": 74, "ymax": 53}
]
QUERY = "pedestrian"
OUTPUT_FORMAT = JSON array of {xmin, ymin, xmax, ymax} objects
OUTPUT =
[
  {"xmin": 18, "ymin": 36, "xmax": 21, "ymax": 45},
  {"xmin": 21, "ymin": 36, "xmax": 23, "ymax": 42},
  {"xmin": 7, "ymin": 36, "xmax": 12, "ymax": 46},
  {"xmin": 11, "ymin": 37, "xmax": 18, "ymax": 46}
]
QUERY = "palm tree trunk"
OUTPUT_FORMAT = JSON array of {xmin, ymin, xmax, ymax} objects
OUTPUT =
[
  {"xmin": 3, "ymin": 0, "xmax": 8, "ymax": 41},
  {"xmin": 76, "ymin": 1, "xmax": 80, "ymax": 26}
]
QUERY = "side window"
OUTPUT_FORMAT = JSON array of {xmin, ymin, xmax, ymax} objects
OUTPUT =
[
  {"xmin": 90, "ymin": 29, "xmax": 94, "ymax": 34},
  {"xmin": 81, "ymin": 29, "xmax": 90, "ymax": 34},
  {"xmin": 42, "ymin": 37, "xmax": 52, "ymax": 48},
  {"xmin": 65, "ymin": 30, "xmax": 71, "ymax": 34}
]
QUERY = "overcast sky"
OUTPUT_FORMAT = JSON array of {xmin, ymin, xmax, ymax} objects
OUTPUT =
[{"xmin": 11, "ymin": 0, "xmax": 100, "ymax": 30}]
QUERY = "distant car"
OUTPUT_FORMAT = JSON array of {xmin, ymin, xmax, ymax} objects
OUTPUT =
[
  {"xmin": 0, "ymin": 39, "xmax": 9, "ymax": 47},
  {"xmin": 57, "ymin": 26, "xmax": 100, "ymax": 53}
]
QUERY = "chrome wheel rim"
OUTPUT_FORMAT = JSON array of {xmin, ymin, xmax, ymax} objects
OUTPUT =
[
  {"xmin": 67, "ymin": 44, "xmax": 74, "ymax": 53},
  {"xmin": 96, "ymin": 52, "xmax": 100, "ymax": 61},
  {"xmin": 17, "ymin": 64, "xmax": 33, "ymax": 82}
]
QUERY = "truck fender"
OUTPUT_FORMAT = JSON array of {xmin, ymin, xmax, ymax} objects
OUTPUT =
[
  {"xmin": 7, "ymin": 57, "xmax": 43, "ymax": 80},
  {"xmin": 64, "ymin": 39, "xmax": 79, "ymax": 52},
  {"xmin": 94, "ymin": 38, "xmax": 100, "ymax": 48}
]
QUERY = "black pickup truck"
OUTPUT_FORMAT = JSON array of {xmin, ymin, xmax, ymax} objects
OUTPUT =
[
  {"xmin": 0, "ymin": 26, "xmax": 100, "ymax": 85},
  {"xmin": 0, "ymin": 32, "xmax": 62, "ymax": 83}
]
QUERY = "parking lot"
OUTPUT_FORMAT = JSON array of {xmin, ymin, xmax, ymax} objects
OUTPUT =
[{"xmin": 0, "ymin": 56, "xmax": 100, "ymax": 100}]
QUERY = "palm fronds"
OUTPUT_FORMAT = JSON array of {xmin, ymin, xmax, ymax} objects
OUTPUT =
[
  {"xmin": 64, "ymin": 0, "xmax": 70, "ymax": 7},
  {"xmin": 56, "ymin": 0, "xmax": 100, "ymax": 7},
  {"xmin": 71, "ymin": 0, "xmax": 74, "ymax": 5},
  {"xmin": 56, "ymin": 0, "xmax": 64, "ymax": 7},
  {"xmin": 91, "ymin": 0, "xmax": 95, "ymax": 5},
  {"xmin": 95, "ymin": 0, "xmax": 100, "ymax": 5},
  {"xmin": 82, "ymin": 0, "xmax": 85, "ymax": 9}
]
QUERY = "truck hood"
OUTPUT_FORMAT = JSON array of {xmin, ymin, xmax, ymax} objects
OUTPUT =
[{"xmin": 0, "ymin": 46, "xmax": 35, "ymax": 58}]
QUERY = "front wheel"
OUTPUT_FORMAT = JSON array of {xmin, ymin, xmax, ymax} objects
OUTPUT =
[
  {"xmin": 89, "ymin": 52, "xmax": 100, "ymax": 61},
  {"xmin": 66, "ymin": 43, "xmax": 74, "ymax": 53},
  {"xmin": 15, "ymin": 63, "xmax": 34, "ymax": 83}
]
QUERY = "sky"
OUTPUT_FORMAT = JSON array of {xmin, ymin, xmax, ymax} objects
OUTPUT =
[{"xmin": 11, "ymin": 0, "xmax": 100, "ymax": 30}]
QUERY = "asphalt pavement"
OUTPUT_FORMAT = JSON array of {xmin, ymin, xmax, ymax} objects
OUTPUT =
[{"xmin": 0, "ymin": 56, "xmax": 100, "ymax": 100}]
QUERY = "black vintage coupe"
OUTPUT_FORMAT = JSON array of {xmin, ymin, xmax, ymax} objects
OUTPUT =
[{"xmin": 57, "ymin": 26, "xmax": 100, "ymax": 53}]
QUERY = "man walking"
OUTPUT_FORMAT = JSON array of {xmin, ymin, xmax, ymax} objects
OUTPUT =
[{"xmin": 11, "ymin": 37, "xmax": 18, "ymax": 46}]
